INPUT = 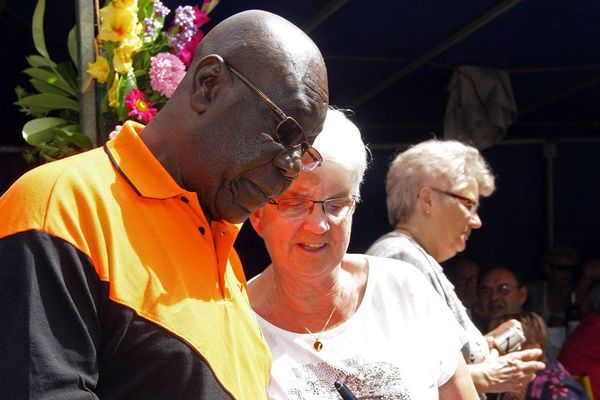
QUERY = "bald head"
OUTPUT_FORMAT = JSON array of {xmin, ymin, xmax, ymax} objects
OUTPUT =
[
  {"xmin": 142, "ymin": 10, "xmax": 329, "ymax": 223},
  {"xmin": 194, "ymin": 10, "xmax": 328, "ymax": 117}
]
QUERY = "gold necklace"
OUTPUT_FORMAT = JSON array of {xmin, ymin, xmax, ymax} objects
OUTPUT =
[
  {"xmin": 305, "ymin": 305, "xmax": 337, "ymax": 352},
  {"xmin": 271, "ymin": 266, "xmax": 339, "ymax": 352}
]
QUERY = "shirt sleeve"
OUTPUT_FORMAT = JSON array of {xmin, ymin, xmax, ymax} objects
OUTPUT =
[{"xmin": 0, "ymin": 230, "xmax": 103, "ymax": 399}]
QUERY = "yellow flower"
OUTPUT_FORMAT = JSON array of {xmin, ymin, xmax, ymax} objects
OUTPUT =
[
  {"xmin": 98, "ymin": 2, "xmax": 138, "ymax": 43},
  {"xmin": 112, "ymin": 36, "xmax": 142, "ymax": 73},
  {"xmin": 108, "ymin": 73, "xmax": 119, "ymax": 109},
  {"xmin": 87, "ymin": 56, "xmax": 109, "ymax": 83},
  {"xmin": 113, "ymin": 0, "xmax": 138, "ymax": 8}
]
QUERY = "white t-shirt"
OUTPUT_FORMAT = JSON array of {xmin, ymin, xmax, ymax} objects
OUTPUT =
[{"xmin": 255, "ymin": 256, "xmax": 467, "ymax": 400}]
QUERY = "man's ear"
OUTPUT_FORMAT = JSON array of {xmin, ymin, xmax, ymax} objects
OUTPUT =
[
  {"xmin": 190, "ymin": 54, "xmax": 225, "ymax": 113},
  {"xmin": 249, "ymin": 209, "xmax": 265, "ymax": 237}
]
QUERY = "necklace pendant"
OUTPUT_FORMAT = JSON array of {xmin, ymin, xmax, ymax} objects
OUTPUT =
[{"xmin": 313, "ymin": 339, "xmax": 323, "ymax": 352}]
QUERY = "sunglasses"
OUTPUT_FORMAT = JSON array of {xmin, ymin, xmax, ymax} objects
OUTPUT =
[{"xmin": 225, "ymin": 62, "xmax": 322, "ymax": 172}]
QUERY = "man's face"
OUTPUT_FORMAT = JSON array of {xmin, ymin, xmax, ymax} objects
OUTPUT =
[
  {"xmin": 546, "ymin": 255, "xmax": 578, "ymax": 287},
  {"xmin": 448, "ymin": 259, "xmax": 479, "ymax": 309},
  {"xmin": 478, "ymin": 268, "xmax": 527, "ymax": 320},
  {"xmin": 191, "ymin": 63, "xmax": 328, "ymax": 223}
]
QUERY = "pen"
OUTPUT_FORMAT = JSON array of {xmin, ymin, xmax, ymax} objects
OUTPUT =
[{"xmin": 334, "ymin": 381, "xmax": 358, "ymax": 400}]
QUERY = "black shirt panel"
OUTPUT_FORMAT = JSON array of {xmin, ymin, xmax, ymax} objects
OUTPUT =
[{"xmin": 0, "ymin": 230, "xmax": 233, "ymax": 399}]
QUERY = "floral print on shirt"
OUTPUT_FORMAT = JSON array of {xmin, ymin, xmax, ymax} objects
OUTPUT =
[{"xmin": 527, "ymin": 358, "xmax": 589, "ymax": 400}]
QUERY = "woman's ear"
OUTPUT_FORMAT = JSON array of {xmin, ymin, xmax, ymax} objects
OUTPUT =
[
  {"xmin": 418, "ymin": 186, "xmax": 434, "ymax": 215},
  {"xmin": 249, "ymin": 209, "xmax": 265, "ymax": 237},
  {"xmin": 190, "ymin": 54, "xmax": 225, "ymax": 113}
]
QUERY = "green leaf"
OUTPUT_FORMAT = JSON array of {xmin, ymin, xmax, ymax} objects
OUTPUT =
[
  {"xmin": 202, "ymin": 0, "xmax": 220, "ymax": 15},
  {"xmin": 116, "ymin": 71, "xmax": 137, "ymax": 121},
  {"xmin": 32, "ymin": 0, "xmax": 49, "ymax": 59},
  {"xmin": 15, "ymin": 86, "xmax": 32, "ymax": 99},
  {"xmin": 26, "ymin": 55, "xmax": 56, "ymax": 68},
  {"xmin": 16, "ymin": 93, "xmax": 80, "ymax": 112},
  {"xmin": 29, "ymin": 79, "xmax": 72, "ymax": 96},
  {"xmin": 68, "ymin": 26, "xmax": 78, "ymax": 67},
  {"xmin": 23, "ymin": 67, "xmax": 77, "ymax": 96},
  {"xmin": 138, "ymin": 0, "xmax": 154, "ymax": 20},
  {"xmin": 56, "ymin": 61, "xmax": 79, "ymax": 95},
  {"xmin": 54, "ymin": 126, "xmax": 93, "ymax": 149},
  {"xmin": 22, "ymin": 117, "xmax": 67, "ymax": 146}
]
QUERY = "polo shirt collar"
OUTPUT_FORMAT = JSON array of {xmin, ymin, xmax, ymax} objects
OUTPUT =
[{"xmin": 104, "ymin": 121, "xmax": 185, "ymax": 199}]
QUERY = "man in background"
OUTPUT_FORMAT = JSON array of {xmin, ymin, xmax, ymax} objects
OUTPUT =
[{"xmin": 478, "ymin": 266, "xmax": 528, "ymax": 330}]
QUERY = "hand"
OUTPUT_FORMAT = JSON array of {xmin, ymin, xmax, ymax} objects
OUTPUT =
[
  {"xmin": 468, "ymin": 348, "xmax": 545, "ymax": 394},
  {"xmin": 109, "ymin": 125, "xmax": 123, "ymax": 140}
]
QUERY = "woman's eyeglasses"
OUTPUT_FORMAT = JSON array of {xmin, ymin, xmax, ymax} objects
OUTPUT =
[
  {"xmin": 268, "ymin": 196, "xmax": 357, "ymax": 221},
  {"xmin": 431, "ymin": 187, "xmax": 479, "ymax": 216},
  {"xmin": 225, "ymin": 62, "xmax": 322, "ymax": 172}
]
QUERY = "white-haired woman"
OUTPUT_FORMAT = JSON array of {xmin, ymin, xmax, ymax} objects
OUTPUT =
[
  {"xmin": 248, "ymin": 111, "xmax": 479, "ymax": 399},
  {"xmin": 366, "ymin": 139, "xmax": 545, "ymax": 397}
]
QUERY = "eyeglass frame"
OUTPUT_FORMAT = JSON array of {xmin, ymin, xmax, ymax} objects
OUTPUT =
[
  {"xmin": 430, "ymin": 187, "xmax": 479, "ymax": 216},
  {"xmin": 478, "ymin": 283, "xmax": 516, "ymax": 298},
  {"xmin": 268, "ymin": 195, "xmax": 358, "ymax": 221},
  {"xmin": 218, "ymin": 56, "xmax": 323, "ymax": 172}
]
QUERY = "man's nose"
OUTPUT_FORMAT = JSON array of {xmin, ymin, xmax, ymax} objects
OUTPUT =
[{"xmin": 272, "ymin": 147, "xmax": 303, "ymax": 179}]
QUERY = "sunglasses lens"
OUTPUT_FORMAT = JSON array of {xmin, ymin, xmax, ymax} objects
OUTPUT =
[
  {"xmin": 301, "ymin": 147, "xmax": 322, "ymax": 171},
  {"xmin": 276, "ymin": 118, "xmax": 305, "ymax": 148}
]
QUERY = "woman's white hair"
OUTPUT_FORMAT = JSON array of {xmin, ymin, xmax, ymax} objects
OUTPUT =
[
  {"xmin": 386, "ymin": 139, "xmax": 495, "ymax": 226},
  {"xmin": 312, "ymin": 108, "xmax": 369, "ymax": 199}
]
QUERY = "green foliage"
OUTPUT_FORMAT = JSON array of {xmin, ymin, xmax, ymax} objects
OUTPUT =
[
  {"xmin": 14, "ymin": 0, "xmax": 92, "ymax": 162},
  {"xmin": 16, "ymin": 0, "xmax": 221, "ymax": 162}
]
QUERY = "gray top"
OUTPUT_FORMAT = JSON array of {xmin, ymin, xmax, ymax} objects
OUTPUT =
[{"xmin": 366, "ymin": 230, "xmax": 489, "ymax": 365}]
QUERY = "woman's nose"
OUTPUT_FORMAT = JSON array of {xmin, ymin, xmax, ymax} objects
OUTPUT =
[
  {"xmin": 302, "ymin": 203, "xmax": 330, "ymax": 234},
  {"xmin": 469, "ymin": 212, "xmax": 482, "ymax": 229}
]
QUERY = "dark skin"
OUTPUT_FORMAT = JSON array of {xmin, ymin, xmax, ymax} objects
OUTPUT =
[{"xmin": 140, "ymin": 10, "xmax": 329, "ymax": 223}]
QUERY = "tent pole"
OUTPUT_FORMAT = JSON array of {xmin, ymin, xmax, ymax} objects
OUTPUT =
[
  {"xmin": 75, "ymin": 0, "xmax": 98, "ymax": 145},
  {"xmin": 543, "ymin": 142, "xmax": 556, "ymax": 249}
]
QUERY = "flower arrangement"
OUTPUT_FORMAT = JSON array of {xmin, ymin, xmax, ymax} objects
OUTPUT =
[{"xmin": 15, "ymin": 0, "xmax": 219, "ymax": 161}]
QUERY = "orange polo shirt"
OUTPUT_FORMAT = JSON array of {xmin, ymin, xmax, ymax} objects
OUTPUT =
[{"xmin": 0, "ymin": 121, "xmax": 271, "ymax": 399}]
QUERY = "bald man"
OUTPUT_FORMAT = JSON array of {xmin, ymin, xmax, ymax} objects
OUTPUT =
[
  {"xmin": 478, "ymin": 267, "xmax": 528, "ymax": 329},
  {"xmin": 0, "ymin": 10, "xmax": 328, "ymax": 399}
]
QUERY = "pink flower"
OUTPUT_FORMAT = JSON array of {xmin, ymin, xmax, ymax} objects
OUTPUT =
[
  {"xmin": 125, "ymin": 88, "xmax": 157, "ymax": 123},
  {"xmin": 194, "ymin": 5, "xmax": 210, "ymax": 28},
  {"xmin": 174, "ymin": 6, "xmax": 210, "ymax": 66},
  {"xmin": 177, "ymin": 30, "xmax": 204, "ymax": 66},
  {"xmin": 149, "ymin": 52, "xmax": 187, "ymax": 97}
]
